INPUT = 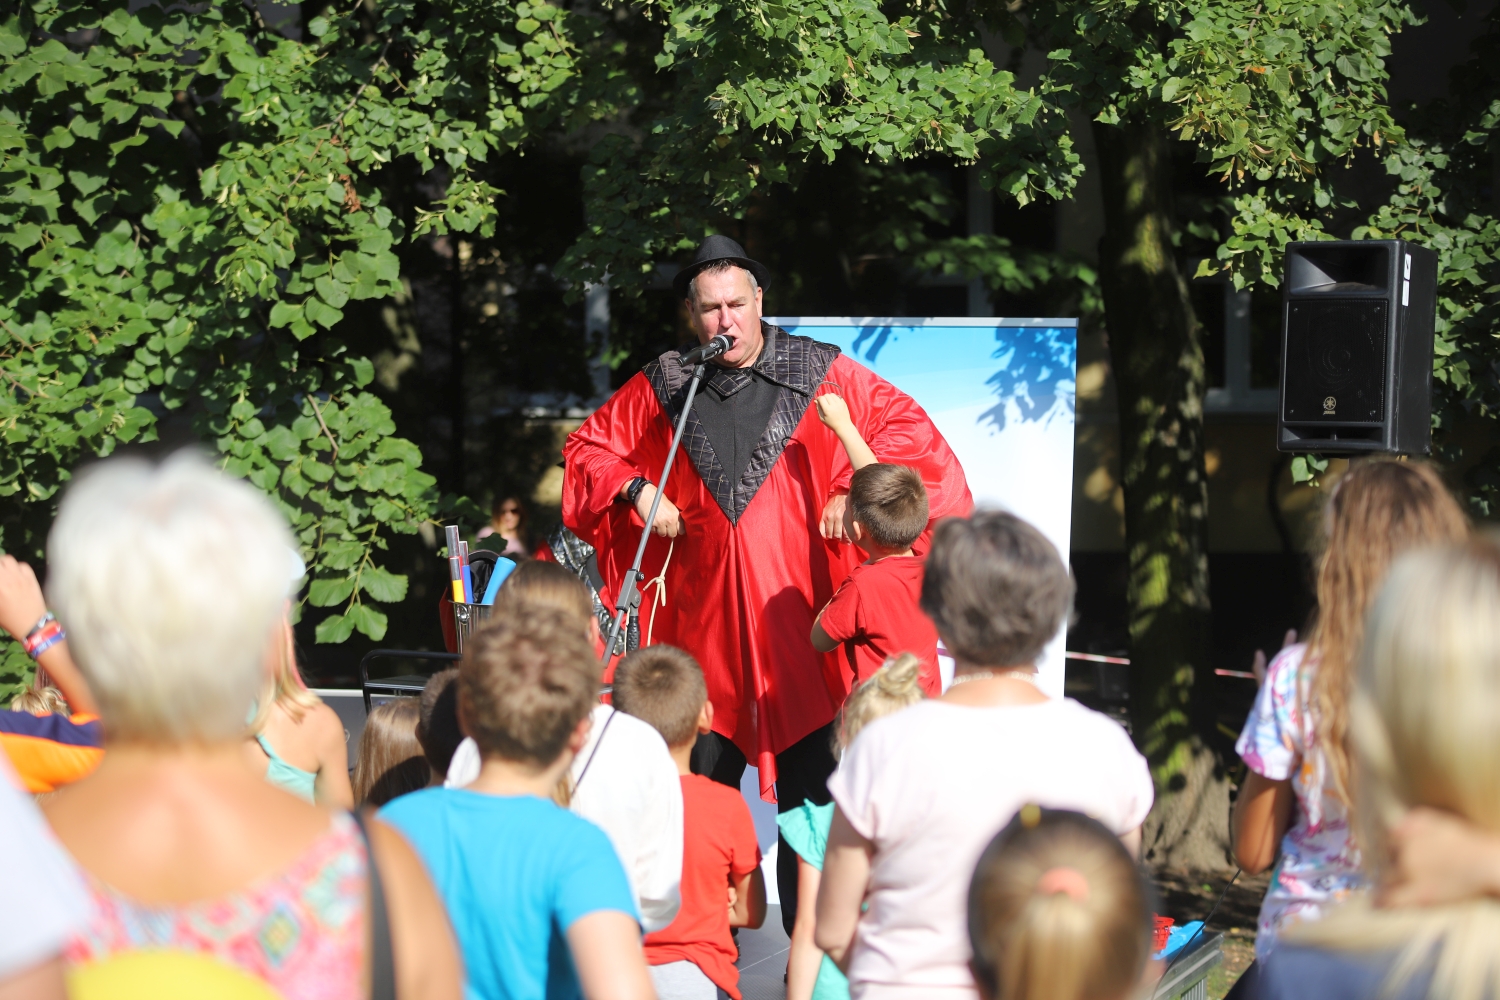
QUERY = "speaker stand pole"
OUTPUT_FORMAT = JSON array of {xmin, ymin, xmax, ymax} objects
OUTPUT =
[{"xmin": 602, "ymin": 362, "xmax": 708, "ymax": 664}]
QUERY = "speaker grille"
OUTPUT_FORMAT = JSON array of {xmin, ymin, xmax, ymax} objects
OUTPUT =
[{"xmin": 1283, "ymin": 298, "xmax": 1387, "ymax": 422}]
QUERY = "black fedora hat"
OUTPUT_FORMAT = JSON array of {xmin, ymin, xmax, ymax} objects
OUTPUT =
[{"xmin": 672, "ymin": 235, "xmax": 772, "ymax": 299}]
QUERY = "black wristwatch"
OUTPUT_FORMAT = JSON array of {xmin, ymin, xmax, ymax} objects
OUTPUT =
[{"xmin": 625, "ymin": 477, "xmax": 651, "ymax": 506}]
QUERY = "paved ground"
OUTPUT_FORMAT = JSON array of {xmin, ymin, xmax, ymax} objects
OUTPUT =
[{"xmin": 736, "ymin": 906, "xmax": 791, "ymax": 1000}]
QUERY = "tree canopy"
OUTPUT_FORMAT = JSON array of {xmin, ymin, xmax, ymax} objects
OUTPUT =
[{"xmin": 2, "ymin": 0, "xmax": 1497, "ymax": 866}]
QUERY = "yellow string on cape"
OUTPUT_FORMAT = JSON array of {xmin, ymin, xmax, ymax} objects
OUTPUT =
[{"xmin": 642, "ymin": 537, "xmax": 675, "ymax": 646}]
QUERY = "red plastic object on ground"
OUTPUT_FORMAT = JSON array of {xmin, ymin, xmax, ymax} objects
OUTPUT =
[{"xmin": 1152, "ymin": 915, "xmax": 1175, "ymax": 952}]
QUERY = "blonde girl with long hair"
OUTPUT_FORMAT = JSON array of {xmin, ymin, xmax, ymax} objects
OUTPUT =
[
  {"xmin": 245, "ymin": 613, "xmax": 354, "ymax": 808},
  {"xmin": 781, "ymin": 653, "xmax": 926, "ymax": 1000},
  {"xmin": 1255, "ymin": 537, "xmax": 1500, "ymax": 1000},
  {"xmin": 1231, "ymin": 459, "xmax": 1467, "ymax": 966}
]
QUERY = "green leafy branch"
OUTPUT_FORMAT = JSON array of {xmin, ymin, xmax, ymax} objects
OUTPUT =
[{"xmin": 0, "ymin": 0, "xmax": 605, "ymax": 693}]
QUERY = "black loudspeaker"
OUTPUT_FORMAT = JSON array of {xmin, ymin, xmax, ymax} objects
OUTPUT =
[{"xmin": 1278, "ymin": 240, "xmax": 1438, "ymax": 455}]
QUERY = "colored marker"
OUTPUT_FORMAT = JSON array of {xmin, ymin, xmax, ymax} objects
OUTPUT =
[
  {"xmin": 448, "ymin": 555, "xmax": 464, "ymax": 604},
  {"xmin": 480, "ymin": 557, "xmax": 517, "ymax": 605},
  {"xmin": 461, "ymin": 563, "xmax": 474, "ymax": 605}
]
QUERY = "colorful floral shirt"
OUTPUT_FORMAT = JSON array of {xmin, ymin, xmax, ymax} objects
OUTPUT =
[
  {"xmin": 65, "ymin": 812, "xmax": 368, "ymax": 1000},
  {"xmin": 1235, "ymin": 643, "xmax": 1365, "ymax": 961}
]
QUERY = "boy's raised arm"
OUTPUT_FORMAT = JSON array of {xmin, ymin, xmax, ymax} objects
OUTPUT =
[{"xmin": 815, "ymin": 395, "xmax": 877, "ymax": 471}]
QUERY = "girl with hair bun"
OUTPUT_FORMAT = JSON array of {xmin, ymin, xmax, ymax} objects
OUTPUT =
[
  {"xmin": 781, "ymin": 653, "xmax": 926, "ymax": 1000},
  {"xmin": 967, "ymin": 806, "xmax": 1154, "ymax": 1000},
  {"xmin": 831, "ymin": 652, "xmax": 927, "ymax": 760}
]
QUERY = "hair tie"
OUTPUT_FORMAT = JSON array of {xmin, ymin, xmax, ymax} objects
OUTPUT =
[{"xmin": 1036, "ymin": 867, "xmax": 1090, "ymax": 902}]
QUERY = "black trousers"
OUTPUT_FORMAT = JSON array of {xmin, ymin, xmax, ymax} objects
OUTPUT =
[{"xmin": 690, "ymin": 724, "xmax": 838, "ymax": 936}]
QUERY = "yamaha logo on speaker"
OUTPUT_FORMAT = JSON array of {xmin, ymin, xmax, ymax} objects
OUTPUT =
[{"xmin": 1323, "ymin": 396, "xmax": 1337, "ymax": 415}]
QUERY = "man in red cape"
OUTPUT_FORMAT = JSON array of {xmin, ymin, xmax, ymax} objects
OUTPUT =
[{"xmin": 562, "ymin": 238, "xmax": 969, "ymax": 917}]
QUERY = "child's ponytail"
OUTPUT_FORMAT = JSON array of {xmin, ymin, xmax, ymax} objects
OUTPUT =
[{"xmin": 969, "ymin": 806, "xmax": 1152, "ymax": 1000}]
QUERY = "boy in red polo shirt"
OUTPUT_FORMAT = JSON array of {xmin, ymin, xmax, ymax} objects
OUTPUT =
[
  {"xmin": 810, "ymin": 395, "xmax": 941, "ymax": 695},
  {"xmin": 612, "ymin": 644, "xmax": 766, "ymax": 1000}
]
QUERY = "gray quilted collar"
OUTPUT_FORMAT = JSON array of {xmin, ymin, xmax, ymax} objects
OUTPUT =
[
  {"xmin": 644, "ymin": 324, "xmax": 840, "ymax": 524},
  {"xmin": 702, "ymin": 322, "xmax": 824, "ymax": 399}
]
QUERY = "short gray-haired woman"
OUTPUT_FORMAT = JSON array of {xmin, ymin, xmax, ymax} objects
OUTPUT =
[
  {"xmin": 41, "ymin": 454, "xmax": 460, "ymax": 1000},
  {"xmin": 815, "ymin": 512, "xmax": 1152, "ymax": 1000}
]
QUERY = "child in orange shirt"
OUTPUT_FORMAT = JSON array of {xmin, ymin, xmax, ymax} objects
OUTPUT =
[{"xmin": 613, "ymin": 645, "xmax": 766, "ymax": 1000}]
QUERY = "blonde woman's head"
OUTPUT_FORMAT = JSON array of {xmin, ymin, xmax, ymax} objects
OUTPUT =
[
  {"xmin": 1356, "ymin": 537, "xmax": 1500, "ymax": 855},
  {"xmin": 1296, "ymin": 536, "xmax": 1500, "ymax": 1000},
  {"xmin": 968, "ymin": 806, "xmax": 1152, "ymax": 1000},
  {"xmin": 47, "ymin": 453, "xmax": 293, "ymax": 744},
  {"xmin": 834, "ymin": 653, "xmax": 926, "ymax": 758}
]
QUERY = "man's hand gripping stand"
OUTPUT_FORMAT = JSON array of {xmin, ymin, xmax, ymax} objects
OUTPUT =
[{"xmin": 602, "ymin": 362, "xmax": 708, "ymax": 663}]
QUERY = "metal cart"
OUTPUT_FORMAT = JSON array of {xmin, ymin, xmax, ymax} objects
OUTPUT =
[{"xmin": 1153, "ymin": 932, "xmax": 1224, "ymax": 1000}]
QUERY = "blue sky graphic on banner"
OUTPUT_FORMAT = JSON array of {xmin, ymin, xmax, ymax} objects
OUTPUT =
[{"xmin": 769, "ymin": 316, "xmax": 1079, "ymax": 695}]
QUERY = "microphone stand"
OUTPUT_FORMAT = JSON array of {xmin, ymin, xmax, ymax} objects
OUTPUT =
[{"xmin": 601, "ymin": 361, "xmax": 708, "ymax": 663}]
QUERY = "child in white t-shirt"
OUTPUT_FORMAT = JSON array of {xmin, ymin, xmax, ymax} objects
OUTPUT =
[{"xmin": 815, "ymin": 511, "xmax": 1153, "ymax": 1000}]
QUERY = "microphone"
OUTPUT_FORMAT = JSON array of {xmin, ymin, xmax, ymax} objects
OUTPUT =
[{"xmin": 680, "ymin": 335, "xmax": 731, "ymax": 365}]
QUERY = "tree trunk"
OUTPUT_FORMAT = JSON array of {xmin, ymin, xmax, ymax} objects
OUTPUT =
[{"xmin": 1093, "ymin": 117, "xmax": 1230, "ymax": 870}]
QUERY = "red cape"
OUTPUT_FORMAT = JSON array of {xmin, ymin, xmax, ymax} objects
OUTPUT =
[{"xmin": 562, "ymin": 350, "xmax": 971, "ymax": 798}]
